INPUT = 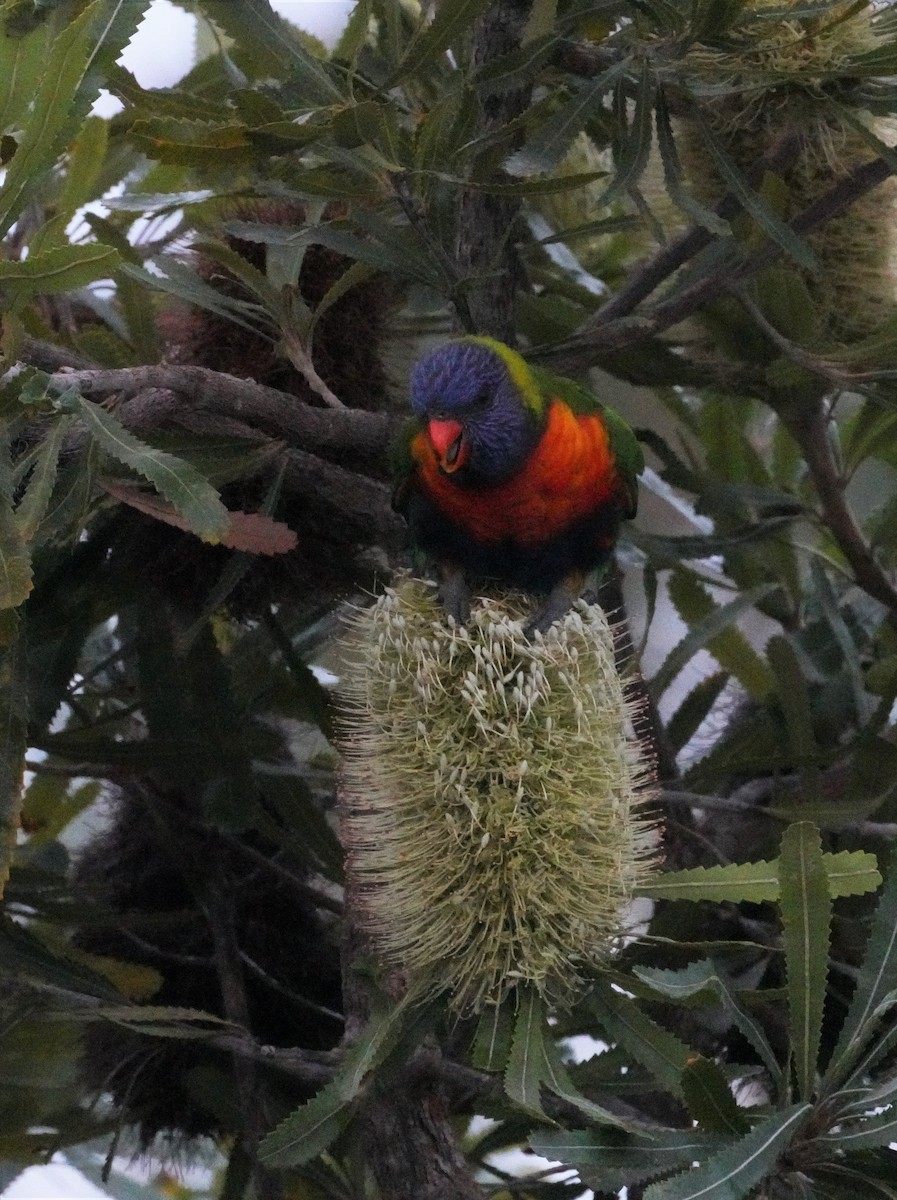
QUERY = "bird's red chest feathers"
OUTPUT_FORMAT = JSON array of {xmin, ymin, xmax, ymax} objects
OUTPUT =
[{"xmin": 411, "ymin": 401, "xmax": 619, "ymax": 546}]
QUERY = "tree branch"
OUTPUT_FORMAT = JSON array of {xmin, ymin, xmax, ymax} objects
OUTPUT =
[
  {"xmin": 39, "ymin": 363, "xmax": 396, "ymax": 464},
  {"xmin": 456, "ymin": 0, "xmax": 533, "ymax": 341},
  {"xmin": 779, "ymin": 401, "xmax": 897, "ymax": 625}
]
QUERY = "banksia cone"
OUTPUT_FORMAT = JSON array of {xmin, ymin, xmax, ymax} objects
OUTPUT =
[
  {"xmin": 339, "ymin": 580, "xmax": 658, "ymax": 1014},
  {"xmin": 672, "ymin": 1, "xmax": 897, "ymax": 345}
]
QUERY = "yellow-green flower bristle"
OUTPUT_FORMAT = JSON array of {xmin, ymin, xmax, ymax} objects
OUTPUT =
[{"xmin": 339, "ymin": 580, "xmax": 659, "ymax": 1014}]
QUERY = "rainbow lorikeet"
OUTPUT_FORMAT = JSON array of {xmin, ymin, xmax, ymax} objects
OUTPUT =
[{"xmin": 393, "ymin": 336, "xmax": 643, "ymax": 633}]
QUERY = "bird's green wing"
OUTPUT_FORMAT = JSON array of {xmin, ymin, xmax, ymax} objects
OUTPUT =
[
  {"xmin": 390, "ymin": 415, "xmax": 424, "ymax": 515},
  {"xmin": 602, "ymin": 404, "xmax": 644, "ymax": 519},
  {"xmin": 530, "ymin": 366, "xmax": 600, "ymax": 416}
]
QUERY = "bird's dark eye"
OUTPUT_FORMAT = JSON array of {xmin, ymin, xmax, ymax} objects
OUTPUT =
[{"xmin": 470, "ymin": 391, "xmax": 492, "ymax": 413}]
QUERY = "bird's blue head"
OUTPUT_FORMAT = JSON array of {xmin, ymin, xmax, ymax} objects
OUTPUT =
[{"xmin": 409, "ymin": 338, "xmax": 543, "ymax": 483}]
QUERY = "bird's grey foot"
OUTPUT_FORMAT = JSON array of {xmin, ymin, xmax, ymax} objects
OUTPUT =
[
  {"xmin": 439, "ymin": 568, "xmax": 471, "ymax": 627},
  {"xmin": 524, "ymin": 579, "xmax": 582, "ymax": 638}
]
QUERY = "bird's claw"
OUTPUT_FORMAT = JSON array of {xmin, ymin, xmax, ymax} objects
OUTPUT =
[
  {"xmin": 524, "ymin": 578, "xmax": 583, "ymax": 638},
  {"xmin": 439, "ymin": 569, "xmax": 471, "ymax": 627}
]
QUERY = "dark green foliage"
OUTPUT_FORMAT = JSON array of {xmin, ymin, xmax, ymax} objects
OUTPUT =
[{"xmin": 4, "ymin": 0, "xmax": 897, "ymax": 1196}]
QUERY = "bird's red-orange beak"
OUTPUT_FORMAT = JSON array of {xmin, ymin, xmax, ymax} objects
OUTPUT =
[{"xmin": 428, "ymin": 418, "xmax": 469, "ymax": 474}]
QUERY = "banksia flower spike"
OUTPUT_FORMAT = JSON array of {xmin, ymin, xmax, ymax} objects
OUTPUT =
[
  {"xmin": 671, "ymin": 0, "xmax": 897, "ymax": 345},
  {"xmin": 339, "ymin": 579, "xmax": 658, "ymax": 1015}
]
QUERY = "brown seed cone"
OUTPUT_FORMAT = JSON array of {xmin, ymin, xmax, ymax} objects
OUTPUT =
[{"xmin": 71, "ymin": 785, "xmax": 343, "ymax": 1146}]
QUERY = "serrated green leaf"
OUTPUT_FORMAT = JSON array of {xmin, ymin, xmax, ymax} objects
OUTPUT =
[
  {"xmin": 33, "ymin": 442, "xmax": 97, "ymax": 548},
  {"xmin": 260, "ymin": 1074, "xmax": 353, "ymax": 1168},
  {"xmin": 441, "ymin": 169, "xmax": 606, "ymax": 196},
  {"xmin": 641, "ymin": 852, "xmax": 880, "ymax": 903},
  {"xmin": 815, "ymin": 848, "xmax": 882, "ymax": 899},
  {"xmin": 0, "ymin": 912, "xmax": 121, "ymax": 1002},
  {"xmin": 260, "ymin": 991, "xmax": 431, "ymax": 1167},
  {"xmin": 530, "ymin": 1127, "xmax": 720, "ymax": 1193},
  {"xmin": 72, "ymin": 393, "xmax": 229, "ymax": 540},
  {"xmin": 472, "ymin": 999, "xmax": 515, "ymax": 1072},
  {"xmin": 768, "ymin": 636, "xmax": 821, "ymax": 804},
  {"xmin": 589, "ymin": 980, "xmax": 692, "ymax": 1098},
  {"xmin": 128, "ymin": 116, "xmax": 253, "ymax": 165},
  {"xmin": 505, "ymin": 987, "xmax": 551, "ymax": 1120},
  {"xmin": 121, "ymin": 258, "xmax": 265, "ymax": 334},
  {"xmin": 651, "ymin": 583, "xmax": 776, "ymax": 698},
  {"xmin": 307, "ymin": 259, "xmax": 376, "ymax": 344},
  {"xmin": 635, "ymin": 960, "xmax": 782, "ymax": 1090},
  {"xmin": 0, "ymin": 611, "xmax": 26, "ymax": 899},
  {"xmin": 655, "ymin": 89, "xmax": 729, "ymax": 235},
  {"xmin": 827, "ymin": 856, "xmax": 897, "ymax": 1087},
  {"xmin": 190, "ymin": 237, "xmax": 280, "ymax": 310},
  {"xmin": 308, "ymin": 222, "xmax": 442, "ymax": 283},
  {"xmin": 599, "ymin": 61, "xmax": 654, "ymax": 209},
  {"xmin": 58, "ymin": 115, "xmax": 109, "ymax": 215},
  {"xmin": 14, "ymin": 416, "xmax": 70, "ymax": 540},
  {"xmin": 642, "ymin": 1104, "xmax": 811, "ymax": 1200},
  {"xmin": 256, "ymin": 773, "xmax": 344, "ymax": 881},
  {"xmin": 0, "ymin": 495, "xmax": 32, "ymax": 610},
  {"xmin": 667, "ymin": 569, "xmax": 775, "ymax": 699},
  {"xmin": 0, "ymin": 244, "xmax": 120, "ymax": 304},
  {"xmin": 540, "ymin": 1034, "xmax": 642, "ymax": 1131},
  {"xmin": 83, "ymin": 214, "xmax": 161, "ymax": 361},
  {"xmin": 332, "ymin": 0, "xmax": 371, "ymax": 64},
  {"xmin": 506, "ymin": 58, "xmax": 629, "ymax": 176},
  {"xmin": 778, "ymin": 823, "xmax": 830, "ymax": 1101},
  {"xmin": 0, "ymin": 0, "xmax": 146, "ymax": 237},
  {"xmin": 0, "ymin": 13, "xmax": 53, "ymax": 132},
  {"xmin": 667, "ymin": 672, "xmax": 729, "ymax": 755},
  {"xmin": 82, "ymin": 1005, "xmax": 239, "ymax": 1038},
  {"xmin": 389, "ymin": 0, "xmax": 492, "ymax": 84},
  {"xmin": 475, "ymin": 31, "xmax": 563, "ymax": 93},
  {"xmin": 810, "ymin": 558, "xmax": 869, "ymax": 723},
  {"xmin": 332, "ymin": 100, "xmax": 405, "ymax": 166},
  {"xmin": 818, "ymin": 1106, "xmax": 897, "ymax": 1152},
  {"xmin": 754, "ymin": 266, "xmax": 820, "ymax": 346},
  {"xmin": 682, "ymin": 1055, "xmax": 749, "ymax": 1135},
  {"xmin": 198, "ymin": 0, "xmax": 343, "ymax": 103}
]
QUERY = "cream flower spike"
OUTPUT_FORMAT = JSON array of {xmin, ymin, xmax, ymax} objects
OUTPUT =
[{"xmin": 339, "ymin": 578, "xmax": 659, "ymax": 1014}]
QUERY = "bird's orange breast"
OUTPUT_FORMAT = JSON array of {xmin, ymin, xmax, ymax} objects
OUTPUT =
[{"xmin": 411, "ymin": 401, "xmax": 618, "ymax": 546}]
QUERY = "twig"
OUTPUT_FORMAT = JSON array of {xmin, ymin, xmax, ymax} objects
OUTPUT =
[
  {"xmin": 662, "ymin": 787, "xmax": 897, "ymax": 839},
  {"xmin": 220, "ymin": 831, "xmax": 344, "ymax": 916},
  {"xmin": 206, "ymin": 1034, "xmax": 340, "ymax": 1086},
  {"xmin": 779, "ymin": 401, "xmax": 897, "ymax": 624},
  {"xmin": 205, "ymin": 880, "xmax": 283, "ymax": 1200}
]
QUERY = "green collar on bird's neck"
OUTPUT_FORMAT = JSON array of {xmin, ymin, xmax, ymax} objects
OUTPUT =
[{"xmin": 466, "ymin": 335, "xmax": 544, "ymax": 418}]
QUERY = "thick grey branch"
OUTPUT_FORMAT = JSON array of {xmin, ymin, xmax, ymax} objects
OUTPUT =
[{"xmin": 41, "ymin": 363, "xmax": 396, "ymax": 463}]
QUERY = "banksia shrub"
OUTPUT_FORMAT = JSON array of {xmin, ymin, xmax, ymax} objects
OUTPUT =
[{"xmin": 339, "ymin": 580, "xmax": 657, "ymax": 1013}]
